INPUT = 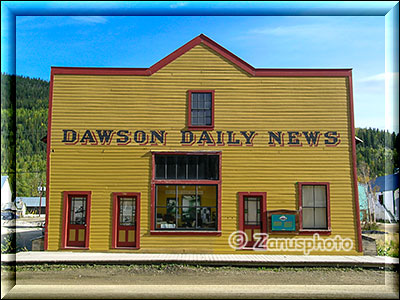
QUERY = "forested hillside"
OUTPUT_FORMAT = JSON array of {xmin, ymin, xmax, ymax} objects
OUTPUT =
[
  {"xmin": 1, "ymin": 73, "xmax": 399, "ymax": 197},
  {"xmin": 1, "ymin": 74, "xmax": 48, "ymax": 197}
]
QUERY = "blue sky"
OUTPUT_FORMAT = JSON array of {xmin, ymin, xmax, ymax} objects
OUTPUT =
[{"xmin": 9, "ymin": 13, "xmax": 395, "ymax": 132}]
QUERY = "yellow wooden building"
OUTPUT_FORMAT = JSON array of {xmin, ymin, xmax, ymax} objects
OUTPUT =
[{"xmin": 45, "ymin": 34, "xmax": 362, "ymax": 255}]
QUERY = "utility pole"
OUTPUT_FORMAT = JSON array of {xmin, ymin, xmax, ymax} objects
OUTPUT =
[{"xmin": 38, "ymin": 183, "xmax": 45, "ymax": 217}]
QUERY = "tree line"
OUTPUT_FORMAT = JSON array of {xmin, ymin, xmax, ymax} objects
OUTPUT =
[{"xmin": 1, "ymin": 73, "xmax": 399, "ymax": 197}]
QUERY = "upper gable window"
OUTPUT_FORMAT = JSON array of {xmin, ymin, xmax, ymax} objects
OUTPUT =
[{"xmin": 188, "ymin": 90, "xmax": 214, "ymax": 130}]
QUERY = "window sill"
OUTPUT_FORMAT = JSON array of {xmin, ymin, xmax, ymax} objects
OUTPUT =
[
  {"xmin": 150, "ymin": 231, "xmax": 221, "ymax": 236},
  {"xmin": 61, "ymin": 246, "xmax": 89, "ymax": 250},
  {"xmin": 187, "ymin": 126, "xmax": 214, "ymax": 131},
  {"xmin": 299, "ymin": 230, "xmax": 331, "ymax": 236},
  {"xmin": 112, "ymin": 247, "xmax": 140, "ymax": 250}
]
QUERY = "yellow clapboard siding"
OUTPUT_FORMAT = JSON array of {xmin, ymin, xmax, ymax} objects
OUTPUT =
[{"xmin": 47, "ymin": 43, "xmax": 359, "ymax": 255}]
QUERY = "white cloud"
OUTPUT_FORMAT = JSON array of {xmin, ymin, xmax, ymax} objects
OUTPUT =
[
  {"xmin": 358, "ymin": 72, "xmax": 399, "ymax": 82},
  {"xmin": 248, "ymin": 23, "xmax": 337, "ymax": 39},
  {"xmin": 70, "ymin": 16, "xmax": 108, "ymax": 24},
  {"xmin": 359, "ymin": 73, "xmax": 385, "ymax": 82},
  {"xmin": 170, "ymin": 2, "xmax": 188, "ymax": 8}
]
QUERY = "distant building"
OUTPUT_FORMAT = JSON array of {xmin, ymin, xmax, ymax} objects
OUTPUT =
[
  {"xmin": 370, "ymin": 173, "xmax": 399, "ymax": 222},
  {"xmin": 15, "ymin": 197, "xmax": 46, "ymax": 216},
  {"xmin": 358, "ymin": 183, "xmax": 369, "ymax": 222}
]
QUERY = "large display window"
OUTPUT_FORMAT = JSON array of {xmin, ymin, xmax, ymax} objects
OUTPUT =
[
  {"xmin": 151, "ymin": 152, "xmax": 221, "ymax": 234},
  {"xmin": 155, "ymin": 185, "xmax": 217, "ymax": 230}
]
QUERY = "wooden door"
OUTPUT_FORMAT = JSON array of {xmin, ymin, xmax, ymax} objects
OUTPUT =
[
  {"xmin": 243, "ymin": 195, "xmax": 263, "ymax": 248},
  {"xmin": 117, "ymin": 196, "xmax": 137, "ymax": 248},
  {"xmin": 67, "ymin": 195, "xmax": 88, "ymax": 247}
]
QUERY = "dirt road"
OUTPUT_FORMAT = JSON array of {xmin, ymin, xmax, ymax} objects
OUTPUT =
[{"xmin": 2, "ymin": 264, "xmax": 398, "ymax": 286}]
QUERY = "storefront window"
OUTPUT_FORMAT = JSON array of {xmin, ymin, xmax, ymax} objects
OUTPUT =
[{"xmin": 155, "ymin": 185, "xmax": 217, "ymax": 230}]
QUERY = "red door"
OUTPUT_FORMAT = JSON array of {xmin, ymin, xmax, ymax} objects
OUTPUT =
[
  {"xmin": 243, "ymin": 196, "xmax": 262, "ymax": 247},
  {"xmin": 66, "ymin": 195, "xmax": 88, "ymax": 247},
  {"xmin": 238, "ymin": 192, "xmax": 267, "ymax": 249},
  {"xmin": 116, "ymin": 196, "xmax": 137, "ymax": 248}
]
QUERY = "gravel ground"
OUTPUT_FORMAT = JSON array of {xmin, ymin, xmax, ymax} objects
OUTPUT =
[{"xmin": 2, "ymin": 264, "xmax": 398, "ymax": 286}]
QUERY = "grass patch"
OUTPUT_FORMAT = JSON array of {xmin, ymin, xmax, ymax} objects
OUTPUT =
[
  {"xmin": 376, "ymin": 239, "xmax": 399, "ymax": 258},
  {"xmin": 9, "ymin": 263, "xmax": 390, "ymax": 273},
  {"xmin": 362, "ymin": 222, "xmax": 380, "ymax": 231}
]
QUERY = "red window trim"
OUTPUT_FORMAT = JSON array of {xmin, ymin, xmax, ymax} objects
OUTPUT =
[
  {"xmin": 238, "ymin": 192, "xmax": 267, "ymax": 249},
  {"xmin": 111, "ymin": 192, "xmax": 141, "ymax": 250},
  {"xmin": 187, "ymin": 90, "xmax": 215, "ymax": 130},
  {"xmin": 150, "ymin": 151, "xmax": 222, "ymax": 235},
  {"xmin": 61, "ymin": 191, "xmax": 92, "ymax": 250},
  {"xmin": 298, "ymin": 182, "xmax": 331, "ymax": 235},
  {"xmin": 150, "ymin": 231, "xmax": 222, "ymax": 236}
]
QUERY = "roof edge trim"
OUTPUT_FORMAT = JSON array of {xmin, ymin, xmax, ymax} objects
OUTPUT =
[{"xmin": 51, "ymin": 34, "xmax": 352, "ymax": 77}]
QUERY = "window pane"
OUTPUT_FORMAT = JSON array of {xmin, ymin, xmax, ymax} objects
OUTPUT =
[
  {"xmin": 179, "ymin": 187, "xmax": 199, "ymax": 229},
  {"xmin": 207, "ymin": 156, "xmax": 219, "ymax": 180},
  {"xmin": 156, "ymin": 185, "xmax": 177, "ymax": 229},
  {"xmin": 70, "ymin": 197, "xmax": 86, "ymax": 225},
  {"xmin": 156, "ymin": 185, "xmax": 176, "ymax": 207},
  {"xmin": 197, "ymin": 185, "xmax": 217, "ymax": 207},
  {"xmin": 302, "ymin": 186, "xmax": 314, "ymax": 207},
  {"xmin": 119, "ymin": 197, "xmax": 135, "ymax": 226},
  {"xmin": 198, "ymin": 94, "xmax": 204, "ymax": 109},
  {"xmin": 178, "ymin": 207, "xmax": 196, "ymax": 229},
  {"xmin": 302, "ymin": 208, "xmax": 314, "ymax": 229},
  {"xmin": 197, "ymin": 110, "xmax": 204, "ymax": 119},
  {"xmin": 204, "ymin": 95, "xmax": 211, "ymax": 109},
  {"xmin": 191, "ymin": 110, "xmax": 198, "ymax": 124},
  {"xmin": 155, "ymin": 156, "xmax": 165, "ymax": 179},
  {"xmin": 166, "ymin": 156, "xmax": 177, "ymax": 179},
  {"xmin": 180, "ymin": 186, "xmax": 198, "ymax": 207},
  {"xmin": 314, "ymin": 208, "xmax": 327, "ymax": 229},
  {"xmin": 188, "ymin": 156, "xmax": 197, "ymax": 179},
  {"xmin": 192, "ymin": 95, "xmax": 198, "ymax": 109},
  {"xmin": 156, "ymin": 206, "xmax": 176, "ymax": 229},
  {"xmin": 197, "ymin": 207, "xmax": 217, "ymax": 229},
  {"xmin": 314, "ymin": 186, "xmax": 327, "ymax": 207},
  {"xmin": 198, "ymin": 156, "xmax": 207, "ymax": 179},
  {"xmin": 245, "ymin": 197, "xmax": 260, "ymax": 225},
  {"xmin": 177, "ymin": 156, "xmax": 187, "ymax": 179}
]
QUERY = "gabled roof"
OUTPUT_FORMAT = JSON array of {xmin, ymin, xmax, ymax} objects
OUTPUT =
[
  {"xmin": 371, "ymin": 173, "xmax": 399, "ymax": 192},
  {"xmin": 51, "ymin": 34, "xmax": 352, "ymax": 77}
]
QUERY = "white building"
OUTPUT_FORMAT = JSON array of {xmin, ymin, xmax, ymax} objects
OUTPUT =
[{"xmin": 371, "ymin": 173, "xmax": 399, "ymax": 223}]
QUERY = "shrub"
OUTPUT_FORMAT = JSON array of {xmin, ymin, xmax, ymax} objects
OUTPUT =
[{"xmin": 1, "ymin": 234, "xmax": 28, "ymax": 254}]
